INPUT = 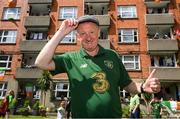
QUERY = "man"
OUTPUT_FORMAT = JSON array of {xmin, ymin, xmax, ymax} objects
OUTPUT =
[{"xmin": 35, "ymin": 15, "xmax": 161, "ymax": 118}]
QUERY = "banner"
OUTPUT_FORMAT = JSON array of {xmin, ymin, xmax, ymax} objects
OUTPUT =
[{"xmin": 0, "ymin": 68, "xmax": 6, "ymax": 80}]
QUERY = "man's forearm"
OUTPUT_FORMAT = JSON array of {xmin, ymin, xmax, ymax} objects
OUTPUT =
[
  {"xmin": 35, "ymin": 29, "xmax": 66, "ymax": 70},
  {"xmin": 124, "ymin": 82, "xmax": 142, "ymax": 94}
]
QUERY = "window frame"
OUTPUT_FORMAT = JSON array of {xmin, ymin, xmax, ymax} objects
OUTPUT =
[
  {"xmin": 0, "ymin": 30, "xmax": 17, "ymax": 43},
  {"xmin": 118, "ymin": 5, "xmax": 137, "ymax": 19},
  {"xmin": 54, "ymin": 82, "xmax": 70, "ymax": 100},
  {"xmin": 0, "ymin": 82, "xmax": 7, "ymax": 99},
  {"xmin": 0, "ymin": 55, "xmax": 12, "ymax": 70},
  {"xmin": 121, "ymin": 55, "xmax": 140, "ymax": 70},
  {"xmin": 118, "ymin": 28, "xmax": 138, "ymax": 43},
  {"xmin": 59, "ymin": 7, "xmax": 77, "ymax": 19},
  {"xmin": 3, "ymin": 7, "xmax": 21, "ymax": 20},
  {"xmin": 60, "ymin": 31, "xmax": 76, "ymax": 44}
]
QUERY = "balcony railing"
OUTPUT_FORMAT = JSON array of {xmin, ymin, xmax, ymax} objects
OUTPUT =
[
  {"xmin": 149, "ymin": 67, "xmax": 180, "ymax": 82},
  {"xmin": 146, "ymin": 13, "xmax": 174, "ymax": 25},
  {"xmin": 98, "ymin": 39, "xmax": 110, "ymax": 49},
  {"xmin": 25, "ymin": 16, "xmax": 50, "ymax": 28},
  {"xmin": 20, "ymin": 40, "xmax": 48, "ymax": 52},
  {"xmin": 148, "ymin": 39, "xmax": 178, "ymax": 53},
  {"xmin": 16, "ymin": 67, "xmax": 43, "ymax": 79}
]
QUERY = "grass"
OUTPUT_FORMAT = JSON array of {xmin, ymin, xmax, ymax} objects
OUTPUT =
[{"xmin": 8, "ymin": 115, "xmax": 56, "ymax": 119}]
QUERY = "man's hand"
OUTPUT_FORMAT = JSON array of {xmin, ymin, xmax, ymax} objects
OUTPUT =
[
  {"xmin": 58, "ymin": 18, "xmax": 78, "ymax": 36},
  {"xmin": 143, "ymin": 69, "xmax": 161, "ymax": 93}
]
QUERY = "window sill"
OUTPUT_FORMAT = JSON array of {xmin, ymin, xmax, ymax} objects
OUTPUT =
[
  {"xmin": 118, "ymin": 42, "xmax": 140, "ymax": 45},
  {"xmin": 59, "ymin": 42, "xmax": 77, "ymax": 45}
]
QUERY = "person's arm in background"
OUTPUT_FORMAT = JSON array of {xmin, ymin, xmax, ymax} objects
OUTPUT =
[{"xmin": 35, "ymin": 18, "xmax": 78, "ymax": 70}]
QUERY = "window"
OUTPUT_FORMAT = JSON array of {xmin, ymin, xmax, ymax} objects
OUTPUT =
[
  {"xmin": 54, "ymin": 82, "xmax": 70, "ymax": 100},
  {"xmin": 151, "ymin": 55, "xmax": 176, "ymax": 67},
  {"xmin": 28, "ymin": 32, "xmax": 47, "ymax": 40},
  {"xmin": 0, "ymin": 82, "xmax": 7, "ymax": 99},
  {"xmin": 3, "ymin": 8, "xmax": 20, "ymax": 20},
  {"xmin": 118, "ymin": 29, "xmax": 138, "ymax": 43},
  {"xmin": 121, "ymin": 55, "xmax": 140, "ymax": 70},
  {"xmin": 118, "ymin": 6, "xmax": 137, "ymax": 18},
  {"xmin": 120, "ymin": 89, "xmax": 130, "ymax": 102},
  {"xmin": 60, "ymin": 31, "xmax": 76, "ymax": 43},
  {"xmin": 59, "ymin": 7, "xmax": 77, "ymax": 19},
  {"xmin": 0, "ymin": 55, "xmax": 12, "ymax": 70},
  {"xmin": 0, "ymin": 30, "xmax": 17, "ymax": 43}
]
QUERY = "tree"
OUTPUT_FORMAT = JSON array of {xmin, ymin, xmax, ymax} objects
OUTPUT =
[{"xmin": 37, "ymin": 70, "xmax": 52, "ymax": 107}]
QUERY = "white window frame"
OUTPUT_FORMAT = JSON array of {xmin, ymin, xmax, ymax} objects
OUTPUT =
[
  {"xmin": 3, "ymin": 8, "xmax": 20, "ymax": 20},
  {"xmin": 59, "ymin": 7, "xmax": 77, "ymax": 19},
  {"xmin": 54, "ymin": 82, "xmax": 70, "ymax": 100},
  {"xmin": 60, "ymin": 31, "xmax": 76, "ymax": 43},
  {"xmin": 0, "ymin": 82, "xmax": 7, "ymax": 99},
  {"xmin": 0, "ymin": 30, "xmax": 17, "ymax": 43},
  {"xmin": 0, "ymin": 55, "xmax": 12, "ymax": 70},
  {"xmin": 121, "ymin": 55, "xmax": 140, "ymax": 70},
  {"xmin": 118, "ymin": 6, "xmax": 137, "ymax": 18},
  {"xmin": 118, "ymin": 29, "xmax": 138, "ymax": 43}
]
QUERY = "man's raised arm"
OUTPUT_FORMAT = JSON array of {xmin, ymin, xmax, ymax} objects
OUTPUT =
[{"xmin": 35, "ymin": 18, "xmax": 78, "ymax": 70}]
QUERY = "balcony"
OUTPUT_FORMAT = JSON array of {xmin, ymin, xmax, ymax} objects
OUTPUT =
[
  {"xmin": 28, "ymin": 0, "xmax": 52, "ymax": 4},
  {"xmin": 93, "ymin": 15, "xmax": 110, "ymax": 26},
  {"xmin": 20, "ymin": 40, "xmax": 48, "ymax": 52},
  {"xmin": 85, "ymin": 0, "xmax": 110, "ymax": 3},
  {"xmin": 16, "ymin": 67, "xmax": 43, "ymax": 79},
  {"xmin": 24, "ymin": 16, "xmax": 50, "ymax": 30},
  {"xmin": 99, "ymin": 39, "xmax": 110, "ymax": 49},
  {"xmin": 146, "ymin": 13, "xmax": 174, "ymax": 25},
  {"xmin": 144, "ymin": 0, "xmax": 170, "ymax": 7},
  {"xmin": 148, "ymin": 39, "xmax": 178, "ymax": 54},
  {"xmin": 149, "ymin": 67, "xmax": 180, "ymax": 82}
]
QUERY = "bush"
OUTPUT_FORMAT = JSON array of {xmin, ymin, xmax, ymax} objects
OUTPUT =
[{"xmin": 32, "ymin": 100, "xmax": 39, "ymax": 110}]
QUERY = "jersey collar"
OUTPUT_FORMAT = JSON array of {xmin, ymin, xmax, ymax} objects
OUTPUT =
[{"xmin": 79, "ymin": 45, "xmax": 106, "ymax": 58}]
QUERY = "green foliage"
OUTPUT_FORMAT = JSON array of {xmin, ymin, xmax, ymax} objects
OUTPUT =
[
  {"xmin": 17, "ymin": 106, "xmax": 30, "ymax": 116},
  {"xmin": 23, "ymin": 100, "xmax": 30, "ymax": 107},
  {"xmin": 143, "ymin": 93, "xmax": 153, "ymax": 102},
  {"xmin": 122, "ymin": 105, "xmax": 129, "ymax": 118},
  {"xmin": 0, "ymin": 99, "xmax": 3, "ymax": 108},
  {"xmin": 32, "ymin": 100, "xmax": 39, "ymax": 110},
  {"xmin": 37, "ymin": 70, "xmax": 52, "ymax": 91},
  {"xmin": 9, "ymin": 98, "xmax": 17, "ymax": 109}
]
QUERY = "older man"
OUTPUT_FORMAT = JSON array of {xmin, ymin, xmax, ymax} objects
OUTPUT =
[{"xmin": 35, "ymin": 15, "xmax": 161, "ymax": 118}]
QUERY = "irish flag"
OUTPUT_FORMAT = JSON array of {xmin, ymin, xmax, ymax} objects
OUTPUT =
[{"xmin": 0, "ymin": 68, "xmax": 6, "ymax": 80}]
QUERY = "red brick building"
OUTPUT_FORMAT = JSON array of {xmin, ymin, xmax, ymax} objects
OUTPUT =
[{"xmin": 0, "ymin": 0, "xmax": 179, "ymax": 108}]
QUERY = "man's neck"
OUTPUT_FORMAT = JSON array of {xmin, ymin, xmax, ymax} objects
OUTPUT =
[{"xmin": 86, "ymin": 46, "xmax": 99, "ymax": 57}]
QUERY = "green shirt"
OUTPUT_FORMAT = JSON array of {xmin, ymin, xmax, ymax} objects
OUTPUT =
[
  {"xmin": 151, "ymin": 101, "xmax": 162, "ymax": 118},
  {"xmin": 51, "ymin": 45, "xmax": 132, "ymax": 118},
  {"xmin": 129, "ymin": 94, "xmax": 140, "ymax": 111}
]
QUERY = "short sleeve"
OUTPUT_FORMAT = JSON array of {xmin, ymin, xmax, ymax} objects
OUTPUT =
[
  {"xmin": 50, "ymin": 54, "xmax": 67, "ymax": 76},
  {"xmin": 117, "ymin": 54, "xmax": 132, "ymax": 89}
]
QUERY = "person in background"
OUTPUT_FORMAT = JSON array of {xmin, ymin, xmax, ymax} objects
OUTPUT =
[
  {"xmin": 35, "ymin": 15, "xmax": 161, "ymax": 118},
  {"xmin": 129, "ymin": 94, "xmax": 141, "ymax": 118},
  {"xmin": 66, "ymin": 99, "xmax": 71, "ymax": 119},
  {"xmin": 57, "ymin": 101, "xmax": 66, "ymax": 119},
  {"xmin": 150, "ymin": 96, "xmax": 163, "ymax": 119}
]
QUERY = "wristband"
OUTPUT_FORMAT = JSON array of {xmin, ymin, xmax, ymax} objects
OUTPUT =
[{"xmin": 140, "ymin": 83, "xmax": 145, "ymax": 93}]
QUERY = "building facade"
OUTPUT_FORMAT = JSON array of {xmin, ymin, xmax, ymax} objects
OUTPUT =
[{"xmin": 0, "ymin": 0, "xmax": 179, "ymax": 108}]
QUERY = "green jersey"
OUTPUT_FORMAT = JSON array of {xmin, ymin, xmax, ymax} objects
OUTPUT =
[{"xmin": 51, "ymin": 45, "xmax": 132, "ymax": 118}]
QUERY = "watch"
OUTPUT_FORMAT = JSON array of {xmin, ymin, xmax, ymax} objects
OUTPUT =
[{"xmin": 140, "ymin": 83, "xmax": 145, "ymax": 93}]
